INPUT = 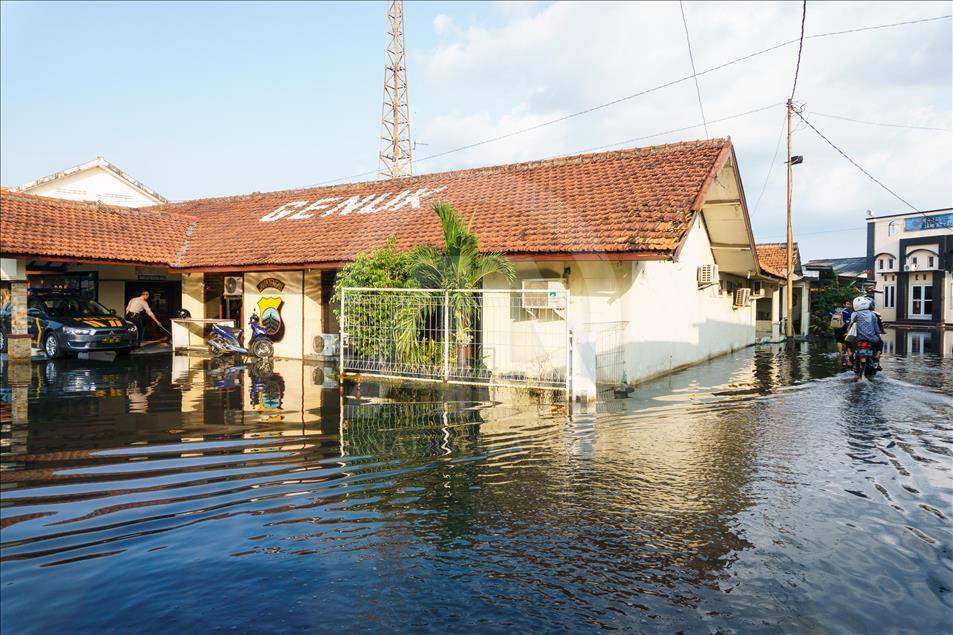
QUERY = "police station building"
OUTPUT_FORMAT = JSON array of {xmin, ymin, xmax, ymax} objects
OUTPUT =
[{"xmin": 3, "ymin": 139, "xmax": 792, "ymax": 389}]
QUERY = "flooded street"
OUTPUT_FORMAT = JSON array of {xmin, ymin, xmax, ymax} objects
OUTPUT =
[{"xmin": 1, "ymin": 338, "xmax": 951, "ymax": 633}]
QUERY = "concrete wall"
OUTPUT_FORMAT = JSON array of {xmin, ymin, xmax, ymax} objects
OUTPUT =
[
  {"xmin": 22, "ymin": 166, "xmax": 160, "ymax": 207},
  {"xmin": 243, "ymin": 271, "xmax": 305, "ymax": 359},
  {"xmin": 622, "ymin": 215, "xmax": 755, "ymax": 384}
]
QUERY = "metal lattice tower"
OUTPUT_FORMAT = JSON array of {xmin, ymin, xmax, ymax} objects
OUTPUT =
[{"xmin": 378, "ymin": 0, "xmax": 413, "ymax": 179}]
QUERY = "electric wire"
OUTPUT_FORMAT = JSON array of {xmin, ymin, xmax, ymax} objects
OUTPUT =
[
  {"xmin": 790, "ymin": 1, "xmax": 807, "ymax": 100},
  {"xmin": 679, "ymin": 1, "xmax": 708, "ymax": 137},
  {"xmin": 752, "ymin": 108, "xmax": 788, "ymax": 214},
  {"xmin": 795, "ymin": 111, "xmax": 953, "ymax": 233},
  {"xmin": 574, "ymin": 102, "xmax": 783, "ymax": 155},
  {"xmin": 807, "ymin": 111, "xmax": 953, "ymax": 132},
  {"xmin": 297, "ymin": 13, "xmax": 951, "ymax": 188}
]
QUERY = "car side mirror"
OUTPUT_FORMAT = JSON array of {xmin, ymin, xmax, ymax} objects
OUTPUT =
[{"xmin": 109, "ymin": 309, "xmax": 117, "ymax": 315}]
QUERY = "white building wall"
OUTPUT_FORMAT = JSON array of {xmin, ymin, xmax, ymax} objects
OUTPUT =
[
  {"xmin": 869, "ymin": 210, "xmax": 952, "ymax": 324},
  {"xmin": 21, "ymin": 166, "xmax": 161, "ymax": 207},
  {"xmin": 622, "ymin": 215, "xmax": 755, "ymax": 383}
]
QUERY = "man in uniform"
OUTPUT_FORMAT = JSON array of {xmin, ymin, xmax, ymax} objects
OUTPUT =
[{"xmin": 125, "ymin": 290, "xmax": 163, "ymax": 347}]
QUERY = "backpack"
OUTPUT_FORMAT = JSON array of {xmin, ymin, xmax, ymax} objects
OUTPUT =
[{"xmin": 829, "ymin": 309, "xmax": 845, "ymax": 330}]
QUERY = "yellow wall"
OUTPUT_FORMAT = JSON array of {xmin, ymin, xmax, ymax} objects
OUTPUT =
[
  {"xmin": 180, "ymin": 273, "xmax": 205, "ymax": 346},
  {"xmin": 303, "ymin": 269, "xmax": 325, "ymax": 358},
  {"xmin": 243, "ymin": 271, "xmax": 305, "ymax": 359}
]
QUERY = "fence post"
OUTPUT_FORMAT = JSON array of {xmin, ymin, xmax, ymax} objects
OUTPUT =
[
  {"xmin": 339, "ymin": 288, "xmax": 346, "ymax": 380},
  {"xmin": 443, "ymin": 290, "xmax": 450, "ymax": 382},
  {"xmin": 565, "ymin": 289, "xmax": 572, "ymax": 399}
]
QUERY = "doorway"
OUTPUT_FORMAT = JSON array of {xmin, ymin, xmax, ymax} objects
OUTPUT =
[
  {"xmin": 909, "ymin": 284, "xmax": 933, "ymax": 319},
  {"xmin": 125, "ymin": 280, "xmax": 182, "ymax": 340}
]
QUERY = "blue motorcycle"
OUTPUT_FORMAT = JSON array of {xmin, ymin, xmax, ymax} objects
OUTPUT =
[{"xmin": 208, "ymin": 311, "xmax": 274, "ymax": 358}]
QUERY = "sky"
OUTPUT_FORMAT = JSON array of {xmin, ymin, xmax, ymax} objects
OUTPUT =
[{"xmin": 1, "ymin": 0, "xmax": 951, "ymax": 261}]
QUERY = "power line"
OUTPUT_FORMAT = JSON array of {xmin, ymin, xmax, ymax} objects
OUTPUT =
[
  {"xmin": 807, "ymin": 111, "xmax": 953, "ymax": 132},
  {"xmin": 790, "ymin": 1, "xmax": 807, "ymax": 100},
  {"xmin": 304, "ymin": 12, "xmax": 952, "ymax": 188},
  {"xmin": 761, "ymin": 225, "xmax": 865, "ymax": 240},
  {"xmin": 752, "ymin": 108, "xmax": 788, "ymax": 214},
  {"xmin": 795, "ymin": 111, "xmax": 953, "ymax": 233},
  {"xmin": 575, "ymin": 102, "xmax": 783, "ymax": 155},
  {"xmin": 679, "ymin": 1, "xmax": 708, "ymax": 137}
]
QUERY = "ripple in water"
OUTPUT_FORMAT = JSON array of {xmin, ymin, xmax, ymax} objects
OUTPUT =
[{"xmin": 1, "ymin": 341, "xmax": 951, "ymax": 633}]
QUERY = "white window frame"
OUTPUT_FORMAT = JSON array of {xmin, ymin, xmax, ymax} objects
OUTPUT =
[
  {"xmin": 909, "ymin": 284, "xmax": 933, "ymax": 319},
  {"xmin": 884, "ymin": 284, "xmax": 896, "ymax": 309},
  {"xmin": 888, "ymin": 221, "xmax": 898, "ymax": 236}
]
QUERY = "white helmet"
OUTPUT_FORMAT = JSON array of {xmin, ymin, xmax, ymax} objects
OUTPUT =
[{"xmin": 853, "ymin": 295, "xmax": 872, "ymax": 311}]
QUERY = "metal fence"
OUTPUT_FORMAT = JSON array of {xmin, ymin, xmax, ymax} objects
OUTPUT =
[
  {"xmin": 340, "ymin": 287, "xmax": 570, "ymax": 390},
  {"xmin": 590, "ymin": 321, "xmax": 628, "ymax": 386}
]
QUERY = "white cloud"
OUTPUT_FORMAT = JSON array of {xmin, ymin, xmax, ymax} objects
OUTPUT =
[
  {"xmin": 412, "ymin": 1, "xmax": 952, "ymax": 260},
  {"xmin": 433, "ymin": 14, "xmax": 454, "ymax": 35}
]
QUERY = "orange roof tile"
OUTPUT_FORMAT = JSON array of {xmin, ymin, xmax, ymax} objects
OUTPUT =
[
  {"xmin": 2, "ymin": 139, "xmax": 733, "ymax": 270},
  {"xmin": 0, "ymin": 190, "xmax": 195, "ymax": 266},
  {"xmin": 162, "ymin": 139, "xmax": 732, "ymax": 269},
  {"xmin": 756, "ymin": 242, "xmax": 802, "ymax": 279}
]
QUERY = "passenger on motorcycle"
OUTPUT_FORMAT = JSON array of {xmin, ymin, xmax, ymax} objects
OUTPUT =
[{"xmin": 846, "ymin": 295, "xmax": 885, "ymax": 369}]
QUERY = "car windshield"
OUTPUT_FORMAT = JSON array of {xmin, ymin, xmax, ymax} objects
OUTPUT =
[{"xmin": 41, "ymin": 297, "xmax": 112, "ymax": 317}]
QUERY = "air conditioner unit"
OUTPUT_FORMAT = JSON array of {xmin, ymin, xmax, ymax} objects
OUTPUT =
[
  {"xmin": 521, "ymin": 279, "xmax": 567, "ymax": 310},
  {"xmin": 697, "ymin": 264, "xmax": 719, "ymax": 286},
  {"xmin": 223, "ymin": 276, "xmax": 243, "ymax": 297},
  {"xmin": 733, "ymin": 288, "xmax": 752, "ymax": 307},
  {"xmin": 312, "ymin": 333, "xmax": 340, "ymax": 357},
  {"xmin": 903, "ymin": 264, "xmax": 916, "ymax": 272}
]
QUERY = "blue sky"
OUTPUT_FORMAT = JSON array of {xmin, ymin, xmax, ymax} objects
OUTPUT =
[{"xmin": 2, "ymin": 1, "xmax": 951, "ymax": 260}]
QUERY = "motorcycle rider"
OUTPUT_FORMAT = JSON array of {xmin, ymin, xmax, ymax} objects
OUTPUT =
[{"xmin": 846, "ymin": 295, "xmax": 886, "ymax": 370}]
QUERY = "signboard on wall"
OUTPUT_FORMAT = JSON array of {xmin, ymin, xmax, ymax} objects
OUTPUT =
[{"xmin": 904, "ymin": 213, "xmax": 953, "ymax": 232}]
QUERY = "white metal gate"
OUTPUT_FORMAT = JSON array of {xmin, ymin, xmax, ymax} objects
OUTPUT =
[{"xmin": 340, "ymin": 287, "xmax": 570, "ymax": 390}]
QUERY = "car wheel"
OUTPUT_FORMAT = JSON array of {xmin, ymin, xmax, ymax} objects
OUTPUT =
[{"xmin": 44, "ymin": 332, "xmax": 62, "ymax": 359}]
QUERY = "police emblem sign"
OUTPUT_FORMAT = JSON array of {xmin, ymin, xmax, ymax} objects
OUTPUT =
[{"xmin": 257, "ymin": 296, "xmax": 285, "ymax": 341}]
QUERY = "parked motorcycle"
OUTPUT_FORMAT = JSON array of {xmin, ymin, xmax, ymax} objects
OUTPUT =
[
  {"xmin": 208, "ymin": 312, "xmax": 274, "ymax": 358},
  {"xmin": 852, "ymin": 340, "xmax": 879, "ymax": 380}
]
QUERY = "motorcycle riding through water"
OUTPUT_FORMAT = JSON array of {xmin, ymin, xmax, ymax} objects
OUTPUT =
[
  {"xmin": 845, "ymin": 295, "xmax": 883, "ymax": 381},
  {"xmin": 207, "ymin": 311, "xmax": 274, "ymax": 359}
]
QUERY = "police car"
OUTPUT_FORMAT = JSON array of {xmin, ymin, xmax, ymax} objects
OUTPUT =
[{"xmin": 0, "ymin": 290, "xmax": 138, "ymax": 357}]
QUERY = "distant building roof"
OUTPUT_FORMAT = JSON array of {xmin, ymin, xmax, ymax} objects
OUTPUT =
[
  {"xmin": 803, "ymin": 256, "xmax": 868, "ymax": 278},
  {"xmin": 755, "ymin": 242, "xmax": 802, "ymax": 279},
  {"xmin": 14, "ymin": 156, "xmax": 168, "ymax": 204}
]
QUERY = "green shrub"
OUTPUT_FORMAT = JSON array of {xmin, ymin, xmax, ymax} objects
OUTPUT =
[{"xmin": 810, "ymin": 286, "xmax": 861, "ymax": 335}]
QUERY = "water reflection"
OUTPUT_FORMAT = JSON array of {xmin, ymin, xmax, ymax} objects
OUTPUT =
[{"xmin": 1, "ymin": 341, "xmax": 951, "ymax": 633}]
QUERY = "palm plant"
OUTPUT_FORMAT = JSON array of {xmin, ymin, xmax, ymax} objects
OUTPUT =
[
  {"xmin": 395, "ymin": 202, "xmax": 516, "ymax": 368},
  {"xmin": 408, "ymin": 202, "xmax": 516, "ymax": 290}
]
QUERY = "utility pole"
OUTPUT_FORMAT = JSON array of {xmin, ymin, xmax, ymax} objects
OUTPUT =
[
  {"xmin": 379, "ymin": 0, "xmax": 413, "ymax": 179},
  {"xmin": 785, "ymin": 98, "xmax": 794, "ymax": 339}
]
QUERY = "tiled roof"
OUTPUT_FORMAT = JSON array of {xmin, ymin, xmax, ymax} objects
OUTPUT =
[
  {"xmin": 756, "ymin": 242, "xmax": 802, "ymax": 279},
  {"xmin": 160, "ymin": 139, "xmax": 732, "ymax": 269},
  {"xmin": 2, "ymin": 139, "xmax": 733, "ymax": 270},
  {"xmin": 0, "ymin": 189, "xmax": 195, "ymax": 266}
]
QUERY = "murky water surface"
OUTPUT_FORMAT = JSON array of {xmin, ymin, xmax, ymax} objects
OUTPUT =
[{"xmin": 2, "ymin": 337, "xmax": 951, "ymax": 633}]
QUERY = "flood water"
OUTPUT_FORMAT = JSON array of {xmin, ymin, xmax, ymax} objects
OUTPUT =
[{"xmin": 1, "ymin": 335, "xmax": 951, "ymax": 633}]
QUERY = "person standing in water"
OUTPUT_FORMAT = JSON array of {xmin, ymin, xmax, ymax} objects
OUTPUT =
[{"xmin": 125, "ymin": 290, "xmax": 163, "ymax": 347}]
